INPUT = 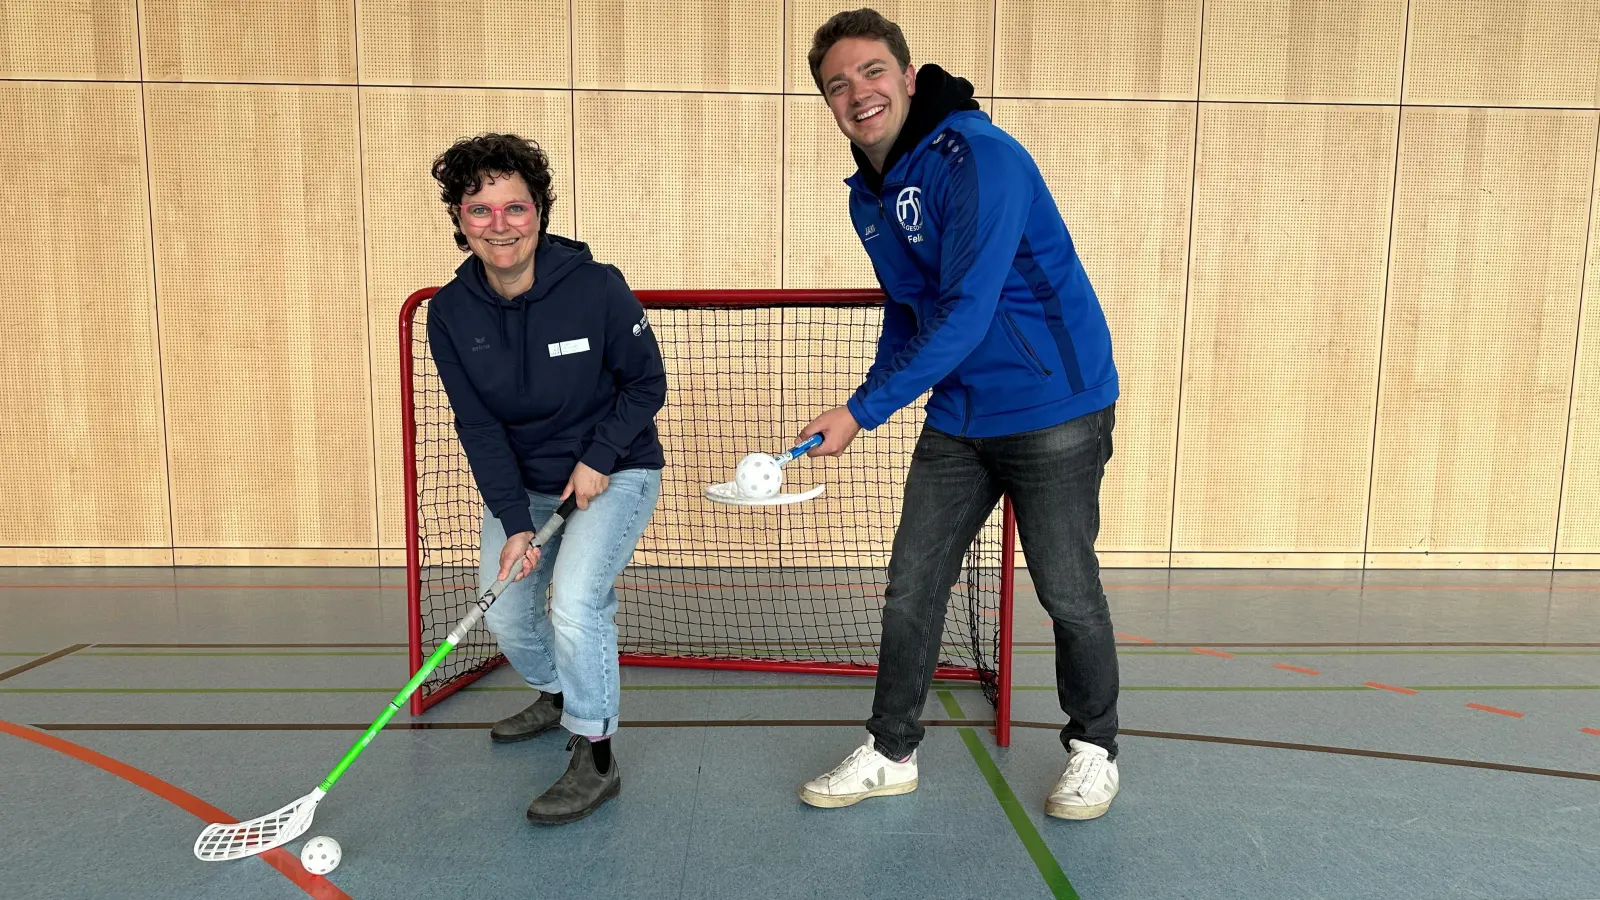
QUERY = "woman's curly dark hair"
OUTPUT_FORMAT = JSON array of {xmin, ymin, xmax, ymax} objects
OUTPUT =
[{"xmin": 431, "ymin": 133, "xmax": 557, "ymax": 250}]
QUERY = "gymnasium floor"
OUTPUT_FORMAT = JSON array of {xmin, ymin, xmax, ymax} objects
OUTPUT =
[{"xmin": 2, "ymin": 567, "xmax": 1598, "ymax": 900}]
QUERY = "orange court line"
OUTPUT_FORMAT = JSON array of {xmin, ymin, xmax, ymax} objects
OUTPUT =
[
  {"xmin": 1466, "ymin": 703, "xmax": 1524, "ymax": 719},
  {"xmin": 1274, "ymin": 664, "xmax": 1321, "ymax": 676},
  {"xmin": 1364, "ymin": 682, "xmax": 1418, "ymax": 695},
  {"xmin": 0, "ymin": 718, "xmax": 352, "ymax": 899},
  {"xmin": 1190, "ymin": 648, "xmax": 1235, "ymax": 659}
]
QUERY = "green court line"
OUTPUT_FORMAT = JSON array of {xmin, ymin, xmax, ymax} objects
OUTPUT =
[
  {"xmin": 0, "ymin": 653, "xmax": 46, "ymax": 657},
  {"xmin": 1019, "ymin": 649, "xmax": 1600, "ymax": 656},
  {"xmin": 938, "ymin": 689, "xmax": 1078, "ymax": 900},
  {"xmin": 2, "ymin": 683, "xmax": 1595, "ymax": 696},
  {"xmin": 0, "ymin": 684, "xmax": 984, "ymax": 695},
  {"xmin": 79, "ymin": 651, "xmax": 408, "ymax": 657}
]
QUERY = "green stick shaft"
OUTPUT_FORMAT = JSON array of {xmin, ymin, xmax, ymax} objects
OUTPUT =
[
  {"xmin": 316, "ymin": 625, "xmax": 471, "ymax": 792},
  {"xmin": 309, "ymin": 495, "xmax": 576, "ymax": 794}
]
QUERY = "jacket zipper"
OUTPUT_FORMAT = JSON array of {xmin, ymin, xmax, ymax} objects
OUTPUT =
[{"xmin": 1004, "ymin": 312, "xmax": 1053, "ymax": 376}]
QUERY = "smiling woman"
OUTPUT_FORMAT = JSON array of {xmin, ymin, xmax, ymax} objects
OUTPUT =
[{"xmin": 422, "ymin": 132, "xmax": 668, "ymax": 826}]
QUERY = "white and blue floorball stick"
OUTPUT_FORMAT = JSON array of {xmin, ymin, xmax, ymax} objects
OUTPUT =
[{"xmin": 704, "ymin": 434, "xmax": 826, "ymax": 506}]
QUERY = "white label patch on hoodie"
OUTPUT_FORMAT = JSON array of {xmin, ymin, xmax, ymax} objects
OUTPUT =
[{"xmin": 547, "ymin": 338, "xmax": 591, "ymax": 357}]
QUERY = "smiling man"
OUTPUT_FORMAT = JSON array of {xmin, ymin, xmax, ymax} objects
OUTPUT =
[{"xmin": 795, "ymin": 9, "xmax": 1124, "ymax": 822}]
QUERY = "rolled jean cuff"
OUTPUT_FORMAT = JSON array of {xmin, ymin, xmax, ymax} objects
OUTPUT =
[{"xmin": 561, "ymin": 711, "xmax": 619, "ymax": 739}]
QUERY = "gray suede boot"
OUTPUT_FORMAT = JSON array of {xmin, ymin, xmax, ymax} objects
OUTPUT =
[
  {"xmin": 525, "ymin": 735, "xmax": 620, "ymax": 825},
  {"xmin": 489, "ymin": 692, "xmax": 562, "ymax": 743}
]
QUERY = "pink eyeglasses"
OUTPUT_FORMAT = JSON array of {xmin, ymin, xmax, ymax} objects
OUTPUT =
[{"xmin": 457, "ymin": 200, "xmax": 536, "ymax": 229}]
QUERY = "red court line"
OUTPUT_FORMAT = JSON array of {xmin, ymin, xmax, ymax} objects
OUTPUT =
[
  {"xmin": 1582, "ymin": 728, "xmax": 1600, "ymax": 737},
  {"xmin": 0, "ymin": 719, "xmax": 351, "ymax": 899},
  {"xmin": 1274, "ymin": 664, "xmax": 1321, "ymax": 676},
  {"xmin": 1190, "ymin": 648, "xmax": 1235, "ymax": 659},
  {"xmin": 1115, "ymin": 633, "xmax": 1154, "ymax": 643},
  {"xmin": 3, "ymin": 581, "xmax": 1596, "ymax": 593},
  {"xmin": 1365, "ymin": 682, "xmax": 1418, "ymax": 695},
  {"xmin": 1466, "ymin": 703, "xmax": 1524, "ymax": 719},
  {"xmin": 0, "ymin": 584, "xmax": 397, "ymax": 591}
]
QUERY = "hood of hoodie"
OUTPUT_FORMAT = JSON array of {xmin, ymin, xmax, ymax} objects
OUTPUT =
[
  {"xmin": 454, "ymin": 233, "xmax": 595, "ymax": 390},
  {"xmin": 850, "ymin": 63, "xmax": 982, "ymax": 194}
]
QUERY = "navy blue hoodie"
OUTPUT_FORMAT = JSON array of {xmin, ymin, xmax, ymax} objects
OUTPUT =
[{"xmin": 426, "ymin": 234, "xmax": 666, "ymax": 537}]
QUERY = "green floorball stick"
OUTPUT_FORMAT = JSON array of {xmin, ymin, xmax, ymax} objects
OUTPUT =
[{"xmin": 193, "ymin": 496, "xmax": 579, "ymax": 862}]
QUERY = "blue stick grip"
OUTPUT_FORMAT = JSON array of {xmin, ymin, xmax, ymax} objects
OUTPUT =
[{"xmin": 777, "ymin": 433, "xmax": 824, "ymax": 463}]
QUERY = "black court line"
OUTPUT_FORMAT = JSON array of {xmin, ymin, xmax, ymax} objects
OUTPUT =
[
  {"xmin": 1096, "ymin": 641, "xmax": 1600, "ymax": 649},
  {"xmin": 74, "ymin": 640, "xmax": 1600, "ymax": 650},
  {"xmin": 28, "ymin": 718, "xmax": 977, "ymax": 731},
  {"xmin": 0, "ymin": 645, "xmax": 91, "ymax": 683},
  {"xmin": 27, "ymin": 720, "xmax": 1600, "ymax": 784},
  {"xmin": 93, "ymin": 642, "xmax": 408, "ymax": 649}
]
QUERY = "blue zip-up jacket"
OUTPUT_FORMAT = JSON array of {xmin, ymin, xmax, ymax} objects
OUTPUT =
[
  {"xmin": 843, "ymin": 69, "xmax": 1118, "ymax": 438},
  {"xmin": 427, "ymin": 234, "xmax": 666, "ymax": 537}
]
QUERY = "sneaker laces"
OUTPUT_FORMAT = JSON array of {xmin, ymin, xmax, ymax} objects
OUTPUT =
[
  {"xmin": 1058, "ymin": 750, "xmax": 1103, "ymax": 794},
  {"xmin": 823, "ymin": 743, "xmax": 874, "ymax": 781}
]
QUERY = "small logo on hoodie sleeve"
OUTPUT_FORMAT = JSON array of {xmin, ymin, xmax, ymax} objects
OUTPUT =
[{"xmin": 633, "ymin": 311, "xmax": 651, "ymax": 337}]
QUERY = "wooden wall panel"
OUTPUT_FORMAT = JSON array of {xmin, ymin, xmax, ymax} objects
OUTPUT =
[
  {"xmin": 574, "ymin": 92, "xmax": 780, "ymax": 289},
  {"xmin": 140, "ymin": 0, "xmax": 355, "ymax": 83},
  {"xmin": 357, "ymin": 0, "xmax": 569, "ymax": 88},
  {"xmin": 361, "ymin": 88, "xmax": 574, "ymax": 550},
  {"xmin": 785, "ymin": 0, "xmax": 994, "ymax": 96},
  {"xmin": 0, "ymin": 83, "xmax": 170, "ymax": 550},
  {"xmin": 1, "ymin": 0, "xmax": 139, "ymax": 80},
  {"xmin": 784, "ymin": 96, "xmax": 876, "ymax": 289},
  {"xmin": 1175, "ymin": 104, "xmax": 1397, "ymax": 560},
  {"xmin": 146, "ymin": 84, "xmax": 375, "ymax": 550},
  {"xmin": 1369, "ymin": 108, "xmax": 1595, "ymax": 558},
  {"xmin": 994, "ymin": 0, "xmax": 1201, "ymax": 100},
  {"xmin": 575, "ymin": 0, "xmax": 780, "ymax": 92},
  {"xmin": 1403, "ymin": 0, "xmax": 1600, "ymax": 108},
  {"xmin": 1558, "ymin": 195, "xmax": 1600, "ymax": 561},
  {"xmin": 993, "ymin": 99, "xmax": 1194, "ymax": 554},
  {"xmin": 1200, "ymin": 0, "xmax": 1406, "ymax": 103}
]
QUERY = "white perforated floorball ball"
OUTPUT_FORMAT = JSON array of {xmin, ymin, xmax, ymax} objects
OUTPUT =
[
  {"xmin": 300, "ymin": 835, "xmax": 341, "ymax": 875},
  {"xmin": 734, "ymin": 453, "xmax": 782, "ymax": 499}
]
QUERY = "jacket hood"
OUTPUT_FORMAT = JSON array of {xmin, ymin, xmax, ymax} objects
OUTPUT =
[{"xmin": 851, "ymin": 63, "xmax": 982, "ymax": 193}]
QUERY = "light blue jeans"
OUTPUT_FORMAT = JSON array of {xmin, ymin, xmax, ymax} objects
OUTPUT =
[{"xmin": 478, "ymin": 467, "xmax": 661, "ymax": 738}]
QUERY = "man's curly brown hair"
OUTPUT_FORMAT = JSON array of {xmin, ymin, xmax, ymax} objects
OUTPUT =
[
  {"xmin": 431, "ymin": 133, "xmax": 557, "ymax": 250},
  {"xmin": 807, "ymin": 8, "xmax": 912, "ymax": 92}
]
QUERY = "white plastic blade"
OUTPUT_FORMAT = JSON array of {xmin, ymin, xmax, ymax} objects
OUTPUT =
[
  {"xmin": 704, "ymin": 481, "xmax": 826, "ymax": 507},
  {"xmin": 193, "ymin": 789, "xmax": 323, "ymax": 861}
]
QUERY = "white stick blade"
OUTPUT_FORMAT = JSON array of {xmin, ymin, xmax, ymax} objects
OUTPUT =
[
  {"xmin": 193, "ymin": 791, "xmax": 320, "ymax": 861},
  {"xmin": 704, "ymin": 481, "xmax": 825, "ymax": 507}
]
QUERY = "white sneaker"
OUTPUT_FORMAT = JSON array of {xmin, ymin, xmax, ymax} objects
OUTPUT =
[
  {"xmin": 1045, "ymin": 739, "xmax": 1119, "ymax": 820},
  {"xmin": 799, "ymin": 736, "xmax": 918, "ymax": 808}
]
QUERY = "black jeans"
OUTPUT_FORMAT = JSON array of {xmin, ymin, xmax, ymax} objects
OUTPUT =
[{"xmin": 867, "ymin": 403, "xmax": 1119, "ymax": 760}]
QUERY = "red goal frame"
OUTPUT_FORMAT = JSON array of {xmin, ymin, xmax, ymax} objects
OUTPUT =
[{"xmin": 400, "ymin": 286, "xmax": 1016, "ymax": 746}]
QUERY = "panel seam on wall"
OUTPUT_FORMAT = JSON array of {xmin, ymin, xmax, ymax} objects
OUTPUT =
[
  {"xmin": 1362, "ymin": 0, "xmax": 1412, "ymax": 565},
  {"xmin": 989, "ymin": 0, "xmax": 999, "ymax": 101},
  {"xmin": 134, "ymin": 0, "xmax": 176, "ymax": 553},
  {"xmin": 354, "ymin": 0, "xmax": 380, "ymax": 565},
  {"xmin": 1168, "ymin": 1, "xmax": 1207, "ymax": 560},
  {"xmin": 1552, "ymin": 112, "xmax": 1600, "ymax": 558},
  {"xmin": 14, "ymin": 76, "xmax": 1593, "ymax": 112},
  {"xmin": 569, "ymin": 0, "xmax": 578, "ymax": 238},
  {"xmin": 779, "ymin": 0, "xmax": 787, "ymax": 290}
]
